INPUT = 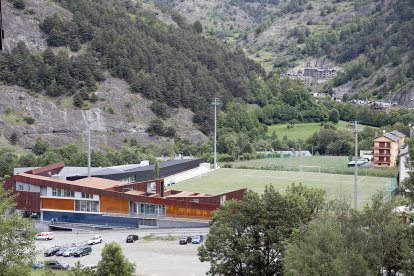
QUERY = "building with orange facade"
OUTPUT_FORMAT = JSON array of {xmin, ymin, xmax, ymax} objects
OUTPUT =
[
  {"xmin": 372, "ymin": 130, "xmax": 405, "ymax": 167},
  {"xmin": 4, "ymin": 161, "xmax": 246, "ymax": 228}
]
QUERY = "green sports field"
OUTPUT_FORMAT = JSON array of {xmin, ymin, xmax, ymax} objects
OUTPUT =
[{"xmin": 169, "ymin": 168, "xmax": 396, "ymax": 208}]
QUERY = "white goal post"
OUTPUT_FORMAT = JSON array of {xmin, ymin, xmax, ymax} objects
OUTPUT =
[{"xmin": 299, "ymin": 165, "xmax": 321, "ymax": 173}]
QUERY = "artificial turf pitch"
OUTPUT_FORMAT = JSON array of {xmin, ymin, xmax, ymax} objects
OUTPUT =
[{"xmin": 169, "ymin": 168, "xmax": 394, "ymax": 208}]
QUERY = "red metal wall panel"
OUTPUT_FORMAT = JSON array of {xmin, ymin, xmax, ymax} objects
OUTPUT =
[{"xmin": 4, "ymin": 173, "xmax": 245, "ymax": 220}]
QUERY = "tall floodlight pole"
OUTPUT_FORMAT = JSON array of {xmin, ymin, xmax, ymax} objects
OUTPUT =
[
  {"xmin": 86, "ymin": 119, "xmax": 94, "ymax": 177},
  {"xmin": 353, "ymin": 121, "xmax": 359, "ymax": 209},
  {"xmin": 212, "ymin": 98, "xmax": 221, "ymax": 169}
]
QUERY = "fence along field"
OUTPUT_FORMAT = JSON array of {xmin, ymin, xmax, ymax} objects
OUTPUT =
[
  {"xmin": 170, "ymin": 167, "xmax": 396, "ymax": 208},
  {"xmin": 229, "ymin": 155, "xmax": 398, "ymax": 178}
]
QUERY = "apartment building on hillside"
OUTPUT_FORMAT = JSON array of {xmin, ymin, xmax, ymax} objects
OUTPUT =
[{"xmin": 372, "ymin": 130, "xmax": 405, "ymax": 167}]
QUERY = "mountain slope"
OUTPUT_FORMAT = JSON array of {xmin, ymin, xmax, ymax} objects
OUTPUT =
[
  {"xmin": 153, "ymin": 0, "xmax": 414, "ymax": 105},
  {"xmin": 0, "ymin": 0, "xmax": 269, "ymax": 149}
]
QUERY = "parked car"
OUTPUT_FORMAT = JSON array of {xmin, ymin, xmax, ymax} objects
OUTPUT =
[
  {"xmin": 44, "ymin": 260, "xmax": 70, "ymax": 270},
  {"xmin": 44, "ymin": 246, "xmax": 62, "ymax": 257},
  {"xmin": 62, "ymin": 247, "xmax": 77, "ymax": 257},
  {"xmin": 73, "ymin": 246, "xmax": 92, "ymax": 257},
  {"xmin": 55, "ymin": 247, "xmax": 69, "ymax": 256},
  {"xmin": 32, "ymin": 262, "xmax": 45, "ymax": 270},
  {"xmin": 192, "ymin": 235, "xmax": 204, "ymax": 244},
  {"xmin": 35, "ymin": 232, "xmax": 54, "ymax": 240},
  {"xmin": 126, "ymin": 234, "xmax": 139, "ymax": 243},
  {"xmin": 72, "ymin": 240, "xmax": 89, "ymax": 247},
  {"xmin": 179, "ymin": 236, "xmax": 192, "ymax": 245},
  {"xmin": 87, "ymin": 235, "xmax": 103, "ymax": 245}
]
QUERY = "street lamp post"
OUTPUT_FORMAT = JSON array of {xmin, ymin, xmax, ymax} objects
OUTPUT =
[{"xmin": 211, "ymin": 98, "xmax": 221, "ymax": 169}]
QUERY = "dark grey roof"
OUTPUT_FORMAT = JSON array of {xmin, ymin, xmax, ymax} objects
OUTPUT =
[
  {"xmin": 73, "ymin": 158, "xmax": 204, "ymax": 177},
  {"xmin": 383, "ymin": 133, "xmax": 400, "ymax": 142},
  {"xmin": 390, "ymin": 130, "xmax": 405, "ymax": 139}
]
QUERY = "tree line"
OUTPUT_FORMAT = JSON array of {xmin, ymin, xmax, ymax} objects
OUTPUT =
[{"xmin": 199, "ymin": 183, "xmax": 414, "ymax": 275}]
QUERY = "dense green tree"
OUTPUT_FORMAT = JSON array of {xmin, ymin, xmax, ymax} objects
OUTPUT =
[
  {"xmin": 9, "ymin": 132, "xmax": 19, "ymax": 145},
  {"xmin": 33, "ymin": 138, "xmax": 50, "ymax": 155},
  {"xmin": 284, "ymin": 194, "xmax": 414, "ymax": 276},
  {"xmin": 329, "ymin": 108, "xmax": 340, "ymax": 123},
  {"xmin": 0, "ymin": 178, "xmax": 36, "ymax": 275},
  {"xmin": 193, "ymin": 20, "xmax": 203, "ymax": 33},
  {"xmin": 198, "ymin": 184, "xmax": 324, "ymax": 276},
  {"xmin": 0, "ymin": 149, "xmax": 19, "ymax": 177},
  {"xmin": 96, "ymin": 242, "xmax": 135, "ymax": 276}
]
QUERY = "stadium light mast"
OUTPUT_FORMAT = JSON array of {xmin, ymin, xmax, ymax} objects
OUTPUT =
[
  {"xmin": 87, "ymin": 120, "xmax": 92, "ymax": 177},
  {"xmin": 85, "ymin": 112, "xmax": 95, "ymax": 178},
  {"xmin": 212, "ymin": 97, "xmax": 221, "ymax": 169},
  {"xmin": 353, "ymin": 121, "xmax": 359, "ymax": 209}
]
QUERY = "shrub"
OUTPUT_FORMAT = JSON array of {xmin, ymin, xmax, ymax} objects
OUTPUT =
[
  {"xmin": 13, "ymin": 0, "xmax": 25, "ymax": 9},
  {"xmin": 23, "ymin": 116, "xmax": 35, "ymax": 124}
]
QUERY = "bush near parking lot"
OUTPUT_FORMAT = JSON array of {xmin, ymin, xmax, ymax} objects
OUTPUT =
[
  {"xmin": 142, "ymin": 234, "xmax": 176, "ymax": 241},
  {"xmin": 96, "ymin": 242, "xmax": 135, "ymax": 276}
]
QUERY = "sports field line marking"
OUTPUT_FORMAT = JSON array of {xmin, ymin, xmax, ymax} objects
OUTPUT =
[{"xmin": 242, "ymin": 174, "xmax": 355, "ymax": 184}]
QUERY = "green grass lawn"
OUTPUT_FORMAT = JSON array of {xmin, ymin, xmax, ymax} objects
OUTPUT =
[
  {"xmin": 169, "ymin": 168, "xmax": 396, "ymax": 208},
  {"xmin": 266, "ymin": 121, "xmax": 373, "ymax": 141},
  {"xmin": 267, "ymin": 122, "xmax": 323, "ymax": 140}
]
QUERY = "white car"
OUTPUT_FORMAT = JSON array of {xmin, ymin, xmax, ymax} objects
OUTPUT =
[
  {"xmin": 35, "ymin": 232, "xmax": 54, "ymax": 240},
  {"xmin": 87, "ymin": 235, "xmax": 103, "ymax": 245},
  {"xmin": 62, "ymin": 247, "xmax": 77, "ymax": 257}
]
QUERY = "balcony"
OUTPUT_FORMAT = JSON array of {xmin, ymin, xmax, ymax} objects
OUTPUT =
[
  {"xmin": 374, "ymin": 146, "xmax": 391, "ymax": 150},
  {"xmin": 373, "ymin": 153, "xmax": 391, "ymax": 157}
]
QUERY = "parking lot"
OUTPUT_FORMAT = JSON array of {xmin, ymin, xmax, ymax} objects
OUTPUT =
[{"xmin": 35, "ymin": 229, "xmax": 210, "ymax": 276}]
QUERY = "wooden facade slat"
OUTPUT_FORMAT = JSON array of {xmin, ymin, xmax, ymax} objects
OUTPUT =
[
  {"xmin": 4, "ymin": 173, "xmax": 247, "ymax": 219},
  {"xmin": 42, "ymin": 198, "xmax": 74, "ymax": 211}
]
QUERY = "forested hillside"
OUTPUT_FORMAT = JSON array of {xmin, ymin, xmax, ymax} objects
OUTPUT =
[
  {"xmin": 154, "ymin": 0, "xmax": 414, "ymax": 103},
  {"xmin": 1, "ymin": 0, "xmax": 330, "ymax": 147},
  {"xmin": 2, "ymin": 0, "xmax": 414, "ymax": 164}
]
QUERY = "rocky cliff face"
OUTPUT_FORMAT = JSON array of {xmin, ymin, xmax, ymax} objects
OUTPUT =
[
  {"xmin": 0, "ymin": 0, "xmax": 207, "ymax": 150},
  {"xmin": 0, "ymin": 75, "xmax": 207, "ymax": 150}
]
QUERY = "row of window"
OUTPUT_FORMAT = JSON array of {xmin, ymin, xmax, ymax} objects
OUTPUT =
[
  {"xmin": 75, "ymin": 200, "xmax": 99, "ymax": 213},
  {"xmin": 52, "ymin": 188, "xmax": 74, "ymax": 198},
  {"xmin": 130, "ymin": 202, "xmax": 166, "ymax": 216}
]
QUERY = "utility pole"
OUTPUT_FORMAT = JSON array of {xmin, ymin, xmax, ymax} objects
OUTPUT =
[
  {"xmin": 211, "ymin": 97, "xmax": 221, "ymax": 169},
  {"xmin": 1, "ymin": 0, "xmax": 4, "ymax": 51},
  {"xmin": 353, "ymin": 121, "xmax": 359, "ymax": 209}
]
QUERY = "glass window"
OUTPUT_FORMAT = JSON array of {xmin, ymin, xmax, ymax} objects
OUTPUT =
[
  {"xmin": 81, "ymin": 193, "xmax": 93, "ymax": 199},
  {"xmin": 17, "ymin": 184, "xmax": 24, "ymax": 191},
  {"xmin": 75, "ymin": 200, "xmax": 98, "ymax": 213}
]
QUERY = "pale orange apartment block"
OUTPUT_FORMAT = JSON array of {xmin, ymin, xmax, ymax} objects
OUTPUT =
[{"xmin": 372, "ymin": 130, "xmax": 405, "ymax": 167}]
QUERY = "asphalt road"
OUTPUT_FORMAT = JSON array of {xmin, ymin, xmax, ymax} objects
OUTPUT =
[{"xmin": 35, "ymin": 229, "xmax": 210, "ymax": 276}]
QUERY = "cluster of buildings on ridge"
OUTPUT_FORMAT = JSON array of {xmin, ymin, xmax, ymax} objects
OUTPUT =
[
  {"xmin": 281, "ymin": 67, "xmax": 338, "ymax": 89},
  {"xmin": 4, "ymin": 158, "xmax": 245, "ymax": 229},
  {"xmin": 281, "ymin": 67, "xmax": 401, "ymax": 111}
]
